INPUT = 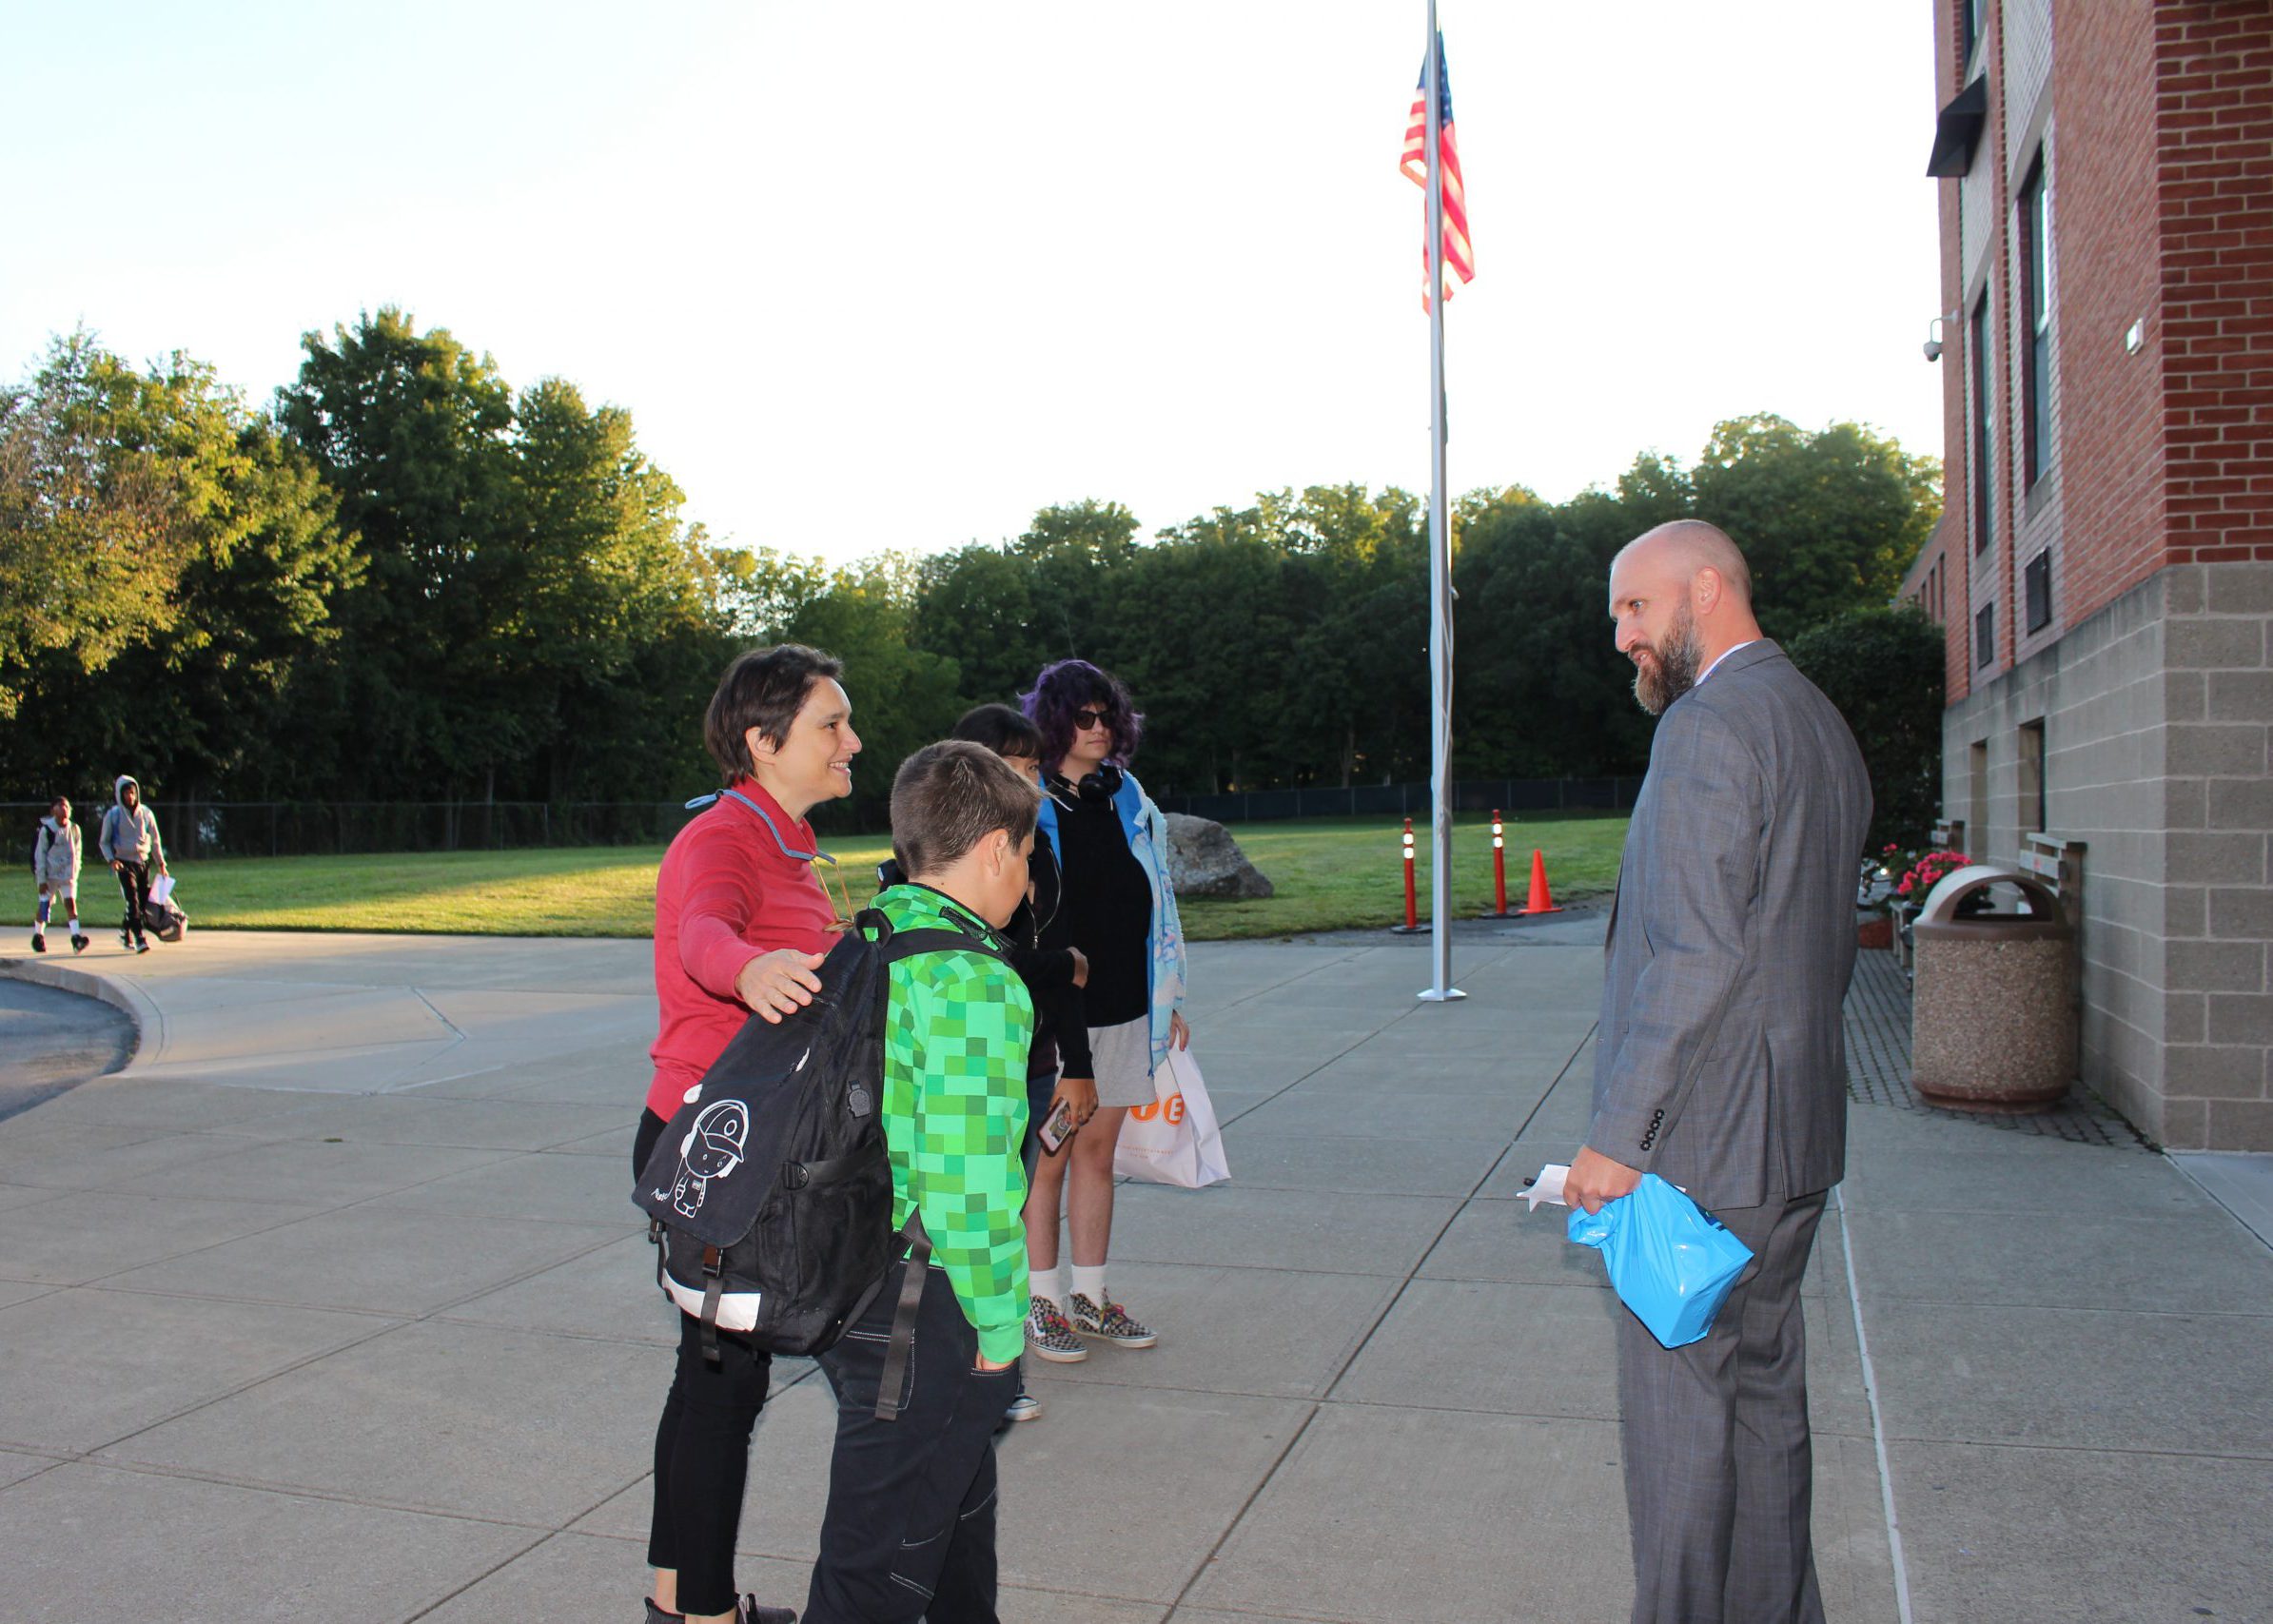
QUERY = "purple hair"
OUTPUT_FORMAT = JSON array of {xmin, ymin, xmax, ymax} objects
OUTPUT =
[{"xmin": 1020, "ymin": 659, "xmax": 1144, "ymax": 774}]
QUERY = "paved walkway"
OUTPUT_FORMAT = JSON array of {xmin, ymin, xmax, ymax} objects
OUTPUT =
[{"xmin": 1, "ymin": 929, "xmax": 2268, "ymax": 1623}]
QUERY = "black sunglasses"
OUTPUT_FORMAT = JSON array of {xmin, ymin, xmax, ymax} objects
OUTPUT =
[{"xmin": 1072, "ymin": 707, "xmax": 1113, "ymax": 731}]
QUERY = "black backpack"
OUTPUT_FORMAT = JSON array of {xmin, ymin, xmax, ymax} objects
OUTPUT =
[{"xmin": 634, "ymin": 904, "xmax": 1010, "ymax": 1416}]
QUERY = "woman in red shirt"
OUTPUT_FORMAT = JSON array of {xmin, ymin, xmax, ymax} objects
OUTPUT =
[{"xmin": 637, "ymin": 644, "xmax": 860, "ymax": 1624}]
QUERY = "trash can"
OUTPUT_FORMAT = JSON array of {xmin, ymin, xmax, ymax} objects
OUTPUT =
[{"xmin": 1910, "ymin": 865, "xmax": 2076, "ymax": 1111}]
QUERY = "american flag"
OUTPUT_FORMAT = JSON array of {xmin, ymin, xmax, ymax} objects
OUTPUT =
[{"xmin": 1401, "ymin": 31, "xmax": 1473, "ymax": 308}]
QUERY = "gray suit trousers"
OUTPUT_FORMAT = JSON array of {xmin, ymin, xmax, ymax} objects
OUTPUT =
[{"xmin": 1616, "ymin": 1190, "xmax": 1829, "ymax": 1624}]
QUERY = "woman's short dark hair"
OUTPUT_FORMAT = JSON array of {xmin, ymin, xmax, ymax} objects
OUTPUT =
[
  {"xmin": 1020, "ymin": 659, "xmax": 1143, "ymax": 774},
  {"xmin": 703, "ymin": 644, "xmax": 844, "ymax": 781},
  {"xmin": 891, "ymin": 740, "xmax": 1042, "ymax": 876},
  {"xmin": 950, "ymin": 703, "xmax": 1045, "ymax": 761}
]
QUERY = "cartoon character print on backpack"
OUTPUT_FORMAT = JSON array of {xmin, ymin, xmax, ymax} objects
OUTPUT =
[
  {"xmin": 666, "ymin": 1098, "xmax": 751, "ymax": 1219},
  {"xmin": 635, "ymin": 907, "xmax": 1013, "ymax": 1367}
]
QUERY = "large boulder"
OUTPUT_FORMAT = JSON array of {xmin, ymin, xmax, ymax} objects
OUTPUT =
[{"xmin": 1165, "ymin": 813, "xmax": 1274, "ymax": 899}]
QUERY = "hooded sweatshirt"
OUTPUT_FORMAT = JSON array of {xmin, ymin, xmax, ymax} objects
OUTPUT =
[
  {"xmin": 33, "ymin": 815, "xmax": 82, "ymax": 889},
  {"xmin": 99, "ymin": 776, "xmax": 164, "ymax": 867}
]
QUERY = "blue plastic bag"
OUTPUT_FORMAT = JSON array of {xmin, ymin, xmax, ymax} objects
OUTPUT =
[{"xmin": 1567, "ymin": 1173, "xmax": 1755, "ymax": 1349}]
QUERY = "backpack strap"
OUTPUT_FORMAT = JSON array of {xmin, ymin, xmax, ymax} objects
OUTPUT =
[
  {"xmin": 873, "ymin": 1210, "xmax": 931, "ymax": 1421},
  {"xmin": 878, "ymin": 925, "xmax": 1013, "ymax": 968}
]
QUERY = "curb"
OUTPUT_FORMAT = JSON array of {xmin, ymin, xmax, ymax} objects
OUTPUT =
[{"xmin": 0, "ymin": 955, "xmax": 156, "ymax": 1073}]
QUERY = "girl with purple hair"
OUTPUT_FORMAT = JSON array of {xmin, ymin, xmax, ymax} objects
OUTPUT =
[{"xmin": 1018, "ymin": 659, "xmax": 1189, "ymax": 1361}]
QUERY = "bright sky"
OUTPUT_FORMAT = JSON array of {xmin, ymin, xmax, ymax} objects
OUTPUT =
[{"xmin": 4, "ymin": 1, "xmax": 1945, "ymax": 566}]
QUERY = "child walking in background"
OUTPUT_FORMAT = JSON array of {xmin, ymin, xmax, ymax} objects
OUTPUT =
[
  {"xmin": 30, "ymin": 795, "xmax": 88, "ymax": 954},
  {"xmin": 99, "ymin": 774, "xmax": 167, "ymax": 954}
]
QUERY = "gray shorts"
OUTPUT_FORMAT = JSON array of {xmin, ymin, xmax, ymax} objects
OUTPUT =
[{"xmin": 1085, "ymin": 1016, "xmax": 1159, "ymax": 1108}]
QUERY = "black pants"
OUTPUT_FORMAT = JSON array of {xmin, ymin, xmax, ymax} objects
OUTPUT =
[
  {"xmin": 803, "ymin": 1262, "xmax": 1014, "ymax": 1624},
  {"xmin": 113, "ymin": 859, "xmax": 150, "ymax": 944},
  {"xmin": 637, "ymin": 1110, "xmax": 774, "ymax": 1617}
]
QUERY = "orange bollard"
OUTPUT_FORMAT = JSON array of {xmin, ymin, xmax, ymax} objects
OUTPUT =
[
  {"xmin": 1489, "ymin": 810, "xmax": 1510, "ymax": 916},
  {"xmin": 1516, "ymin": 848, "xmax": 1563, "ymax": 916},
  {"xmin": 1390, "ymin": 817, "xmax": 1422, "ymax": 933}
]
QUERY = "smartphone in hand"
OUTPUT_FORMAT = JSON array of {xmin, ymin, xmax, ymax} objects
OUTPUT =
[{"xmin": 1037, "ymin": 1094, "xmax": 1079, "ymax": 1155}]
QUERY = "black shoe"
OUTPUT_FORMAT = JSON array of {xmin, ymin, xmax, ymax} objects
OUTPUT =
[
  {"xmin": 30, "ymin": 933, "xmax": 45, "ymax": 953},
  {"xmin": 641, "ymin": 1598, "xmax": 795, "ymax": 1624},
  {"xmin": 134, "ymin": 939, "xmax": 151, "ymax": 954},
  {"xmin": 70, "ymin": 933, "xmax": 88, "ymax": 953}
]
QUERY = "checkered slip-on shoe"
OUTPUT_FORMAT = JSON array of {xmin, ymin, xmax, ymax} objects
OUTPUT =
[
  {"xmin": 644, "ymin": 1603, "xmax": 794, "ymax": 1624},
  {"xmin": 1070, "ymin": 1292, "xmax": 1159, "ymax": 1348},
  {"xmin": 1025, "ymin": 1295, "xmax": 1089, "ymax": 1363}
]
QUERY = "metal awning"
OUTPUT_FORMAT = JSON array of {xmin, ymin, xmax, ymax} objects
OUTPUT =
[{"xmin": 1927, "ymin": 77, "xmax": 1989, "ymax": 177}]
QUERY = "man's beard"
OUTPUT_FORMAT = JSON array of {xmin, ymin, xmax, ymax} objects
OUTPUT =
[{"xmin": 1630, "ymin": 600, "xmax": 1703, "ymax": 715}]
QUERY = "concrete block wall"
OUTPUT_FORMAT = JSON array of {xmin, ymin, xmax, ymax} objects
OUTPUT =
[
  {"xmin": 1944, "ymin": 561, "xmax": 2273, "ymax": 1149},
  {"xmin": 2161, "ymin": 561, "xmax": 2273, "ymax": 1150},
  {"xmin": 1945, "ymin": 571, "xmax": 2172, "ymax": 1138}
]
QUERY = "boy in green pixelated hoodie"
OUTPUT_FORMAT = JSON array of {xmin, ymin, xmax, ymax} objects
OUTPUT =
[{"xmin": 803, "ymin": 739, "xmax": 1040, "ymax": 1624}]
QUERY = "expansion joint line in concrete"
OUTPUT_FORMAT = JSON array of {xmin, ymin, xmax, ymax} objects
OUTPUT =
[
  {"xmin": 1834, "ymin": 1184, "xmax": 1915, "ymax": 1624},
  {"xmin": 1158, "ymin": 994, "xmax": 1586, "ymax": 1622}
]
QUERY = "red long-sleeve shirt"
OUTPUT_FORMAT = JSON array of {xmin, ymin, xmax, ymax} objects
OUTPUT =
[{"xmin": 646, "ymin": 779, "xmax": 841, "ymax": 1121}]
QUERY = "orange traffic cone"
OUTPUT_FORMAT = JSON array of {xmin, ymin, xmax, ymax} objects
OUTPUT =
[{"xmin": 1517, "ymin": 849, "xmax": 1563, "ymax": 915}]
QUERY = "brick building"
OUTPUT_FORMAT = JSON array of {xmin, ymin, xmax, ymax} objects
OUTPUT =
[{"xmin": 1900, "ymin": 0, "xmax": 2273, "ymax": 1148}]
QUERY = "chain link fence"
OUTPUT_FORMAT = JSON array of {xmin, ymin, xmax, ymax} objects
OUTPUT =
[
  {"xmin": 3, "ymin": 800, "xmax": 704, "ymax": 861},
  {"xmin": 7, "ymin": 777, "xmax": 1639, "ymax": 860},
  {"xmin": 1153, "ymin": 776, "xmax": 1643, "ymax": 824}
]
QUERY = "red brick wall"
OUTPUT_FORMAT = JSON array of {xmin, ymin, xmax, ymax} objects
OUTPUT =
[
  {"xmin": 2155, "ymin": 2, "xmax": 2273, "ymax": 568},
  {"xmin": 1940, "ymin": 118, "xmax": 1969, "ymax": 703},
  {"xmin": 2052, "ymin": 2, "xmax": 2169, "ymax": 628}
]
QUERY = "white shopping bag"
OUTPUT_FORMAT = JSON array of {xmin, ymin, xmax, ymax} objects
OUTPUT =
[{"xmin": 1113, "ymin": 1045, "xmax": 1229, "ymax": 1189}]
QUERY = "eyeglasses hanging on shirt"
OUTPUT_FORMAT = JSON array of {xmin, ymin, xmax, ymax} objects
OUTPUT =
[{"xmin": 686, "ymin": 788, "xmax": 856, "ymax": 929}]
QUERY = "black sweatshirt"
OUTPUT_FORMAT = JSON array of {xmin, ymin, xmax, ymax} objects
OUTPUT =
[
  {"xmin": 876, "ymin": 826, "xmax": 1091, "ymax": 1082},
  {"xmin": 1040, "ymin": 785, "xmax": 1152, "ymax": 1029}
]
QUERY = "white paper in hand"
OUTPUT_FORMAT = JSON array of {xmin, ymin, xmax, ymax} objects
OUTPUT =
[
  {"xmin": 149, "ymin": 874, "xmax": 176, "ymax": 907},
  {"xmin": 1521, "ymin": 1163, "xmax": 1571, "ymax": 1212}
]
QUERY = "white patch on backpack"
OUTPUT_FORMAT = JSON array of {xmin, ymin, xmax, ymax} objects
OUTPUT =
[{"xmin": 661, "ymin": 1099, "xmax": 749, "ymax": 1218}]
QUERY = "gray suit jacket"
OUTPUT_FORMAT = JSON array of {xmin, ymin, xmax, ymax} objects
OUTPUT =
[{"xmin": 1592, "ymin": 640, "xmax": 1871, "ymax": 1211}]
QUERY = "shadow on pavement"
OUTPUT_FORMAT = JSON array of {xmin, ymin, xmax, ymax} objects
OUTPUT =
[{"xmin": 0, "ymin": 975, "xmax": 135, "ymax": 1121}]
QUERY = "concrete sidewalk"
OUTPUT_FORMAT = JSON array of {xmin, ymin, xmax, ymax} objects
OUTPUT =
[{"xmin": 0, "ymin": 929, "xmax": 2268, "ymax": 1623}]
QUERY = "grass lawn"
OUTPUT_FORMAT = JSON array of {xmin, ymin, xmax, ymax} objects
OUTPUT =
[{"xmin": 164, "ymin": 810, "xmax": 1626, "ymax": 942}]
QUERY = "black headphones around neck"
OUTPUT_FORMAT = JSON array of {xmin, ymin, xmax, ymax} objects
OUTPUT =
[{"xmin": 1048, "ymin": 762, "xmax": 1124, "ymax": 808}]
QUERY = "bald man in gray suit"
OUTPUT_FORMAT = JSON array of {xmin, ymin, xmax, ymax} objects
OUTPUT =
[{"xmin": 1566, "ymin": 520, "xmax": 1871, "ymax": 1624}]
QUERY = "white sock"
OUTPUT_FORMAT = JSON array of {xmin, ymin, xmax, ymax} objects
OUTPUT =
[
  {"xmin": 1031, "ymin": 1262, "xmax": 1066, "ymax": 1309},
  {"xmin": 1071, "ymin": 1264, "xmax": 1108, "ymax": 1305}
]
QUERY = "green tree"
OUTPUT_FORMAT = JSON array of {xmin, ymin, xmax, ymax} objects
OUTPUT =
[
  {"xmin": 911, "ymin": 544, "xmax": 1045, "ymax": 710},
  {"xmin": 1454, "ymin": 488, "xmax": 1657, "ymax": 780},
  {"xmin": 1785, "ymin": 604, "xmax": 1946, "ymax": 852},
  {"xmin": 772, "ymin": 556, "xmax": 964, "ymax": 827},
  {"xmin": 0, "ymin": 335, "xmax": 355, "ymax": 802},
  {"xmin": 1689, "ymin": 414, "xmax": 1941, "ymax": 636},
  {"xmin": 0, "ymin": 332, "xmax": 201, "ymax": 722},
  {"xmin": 278, "ymin": 307, "xmax": 519, "ymax": 797}
]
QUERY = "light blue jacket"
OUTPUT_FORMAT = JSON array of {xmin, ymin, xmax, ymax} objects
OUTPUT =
[{"xmin": 1035, "ymin": 769, "xmax": 1186, "ymax": 1075}]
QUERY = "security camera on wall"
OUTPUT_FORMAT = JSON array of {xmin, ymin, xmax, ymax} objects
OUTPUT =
[{"xmin": 1923, "ymin": 309, "xmax": 1958, "ymax": 363}]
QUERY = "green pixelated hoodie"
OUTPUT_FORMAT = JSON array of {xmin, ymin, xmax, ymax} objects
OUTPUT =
[{"xmin": 877, "ymin": 882, "xmax": 1034, "ymax": 1362}]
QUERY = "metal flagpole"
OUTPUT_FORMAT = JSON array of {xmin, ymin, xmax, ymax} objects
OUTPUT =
[{"xmin": 1419, "ymin": 1, "xmax": 1463, "ymax": 1004}]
